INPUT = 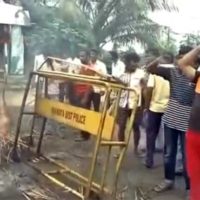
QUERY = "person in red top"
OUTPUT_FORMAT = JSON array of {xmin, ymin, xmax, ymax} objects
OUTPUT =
[
  {"xmin": 69, "ymin": 50, "xmax": 94, "ymax": 141},
  {"xmin": 73, "ymin": 50, "xmax": 93, "ymax": 98},
  {"xmin": 178, "ymin": 46, "xmax": 200, "ymax": 200}
]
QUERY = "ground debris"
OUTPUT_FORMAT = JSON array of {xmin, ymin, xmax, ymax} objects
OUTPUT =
[
  {"xmin": 115, "ymin": 185, "xmax": 128, "ymax": 200},
  {"xmin": 134, "ymin": 186, "xmax": 153, "ymax": 200},
  {"xmin": 22, "ymin": 188, "xmax": 60, "ymax": 200},
  {"xmin": 1, "ymin": 163, "xmax": 62, "ymax": 200},
  {"xmin": 0, "ymin": 138, "xmax": 13, "ymax": 164}
]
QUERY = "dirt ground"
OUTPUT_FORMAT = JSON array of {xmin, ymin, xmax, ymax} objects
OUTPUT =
[{"xmin": 0, "ymin": 77, "xmax": 187, "ymax": 200}]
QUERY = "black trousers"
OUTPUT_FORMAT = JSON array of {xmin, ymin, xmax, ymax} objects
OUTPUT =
[
  {"xmin": 146, "ymin": 110, "xmax": 163, "ymax": 165},
  {"xmin": 70, "ymin": 92, "xmax": 92, "ymax": 140},
  {"xmin": 69, "ymin": 85, "xmax": 101, "ymax": 139},
  {"xmin": 91, "ymin": 92, "xmax": 101, "ymax": 112},
  {"xmin": 59, "ymin": 82, "xmax": 68, "ymax": 102},
  {"xmin": 117, "ymin": 106, "xmax": 142, "ymax": 150},
  {"xmin": 164, "ymin": 125, "xmax": 190, "ymax": 190}
]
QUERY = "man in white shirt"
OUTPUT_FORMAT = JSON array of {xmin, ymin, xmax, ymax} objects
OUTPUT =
[
  {"xmin": 117, "ymin": 52, "xmax": 146, "ymax": 154},
  {"xmin": 33, "ymin": 54, "xmax": 46, "ymax": 88},
  {"xmin": 43, "ymin": 59, "xmax": 63, "ymax": 135},
  {"xmin": 59, "ymin": 56, "xmax": 81, "ymax": 102},
  {"xmin": 66, "ymin": 57, "xmax": 81, "ymax": 74},
  {"xmin": 90, "ymin": 49, "xmax": 107, "ymax": 111},
  {"xmin": 110, "ymin": 51, "xmax": 125, "ymax": 78}
]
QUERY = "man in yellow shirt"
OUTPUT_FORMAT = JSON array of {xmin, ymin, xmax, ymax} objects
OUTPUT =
[{"xmin": 144, "ymin": 68, "xmax": 170, "ymax": 168}]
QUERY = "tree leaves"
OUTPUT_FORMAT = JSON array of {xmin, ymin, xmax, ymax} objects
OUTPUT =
[
  {"xmin": 60, "ymin": 0, "xmax": 176, "ymax": 50},
  {"xmin": 21, "ymin": 0, "xmax": 177, "ymax": 57},
  {"xmin": 21, "ymin": 0, "xmax": 95, "ymax": 56}
]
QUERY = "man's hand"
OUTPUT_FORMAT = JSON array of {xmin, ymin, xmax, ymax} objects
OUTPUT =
[
  {"xmin": 80, "ymin": 98, "xmax": 87, "ymax": 106},
  {"xmin": 143, "ymin": 108, "xmax": 148, "ymax": 115},
  {"xmin": 178, "ymin": 46, "xmax": 200, "ymax": 81},
  {"xmin": 100, "ymin": 91, "xmax": 105, "ymax": 96}
]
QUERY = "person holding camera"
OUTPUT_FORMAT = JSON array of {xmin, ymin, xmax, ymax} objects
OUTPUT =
[
  {"xmin": 146, "ymin": 46, "xmax": 195, "ymax": 194},
  {"xmin": 178, "ymin": 46, "xmax": 200, "ymax": 200}
]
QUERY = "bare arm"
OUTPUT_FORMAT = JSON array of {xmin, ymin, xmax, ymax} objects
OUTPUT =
[
  {"xmin": 178, "ymin": 46, "xmax": 200, "ymax": 81},
  {"xmin": 143, "ymin": 87, "xmax": 153, "ymax": 110},
  {"xmin": 143, "ymin": 75, "xmax": 154, "ymax": 110},
  {"xmin": 146, "ymin": 58, "xmax": 160, "ymax": 74},
  {"xmin": 146, "ymin": 56, "xmax": 172, "ymax": 81}
]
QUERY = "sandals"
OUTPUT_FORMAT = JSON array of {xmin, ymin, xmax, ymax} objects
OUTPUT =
[{"xmin": 154, "ymin": 181, "xmax": 173, "ymax": 193}]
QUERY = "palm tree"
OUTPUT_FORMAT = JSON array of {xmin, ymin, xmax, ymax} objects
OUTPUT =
[{"xmin": 60, "ymin": 0, "xmax": 177, "ymax": 49}]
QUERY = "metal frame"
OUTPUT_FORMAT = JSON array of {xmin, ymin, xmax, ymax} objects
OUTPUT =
[{"xmin": 12, "ymin": 58, "xmax": 139, "ymax": 200}]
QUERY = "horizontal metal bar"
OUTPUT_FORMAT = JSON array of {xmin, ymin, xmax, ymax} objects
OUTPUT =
[
  {"xmin": 32, "ymin": 71, "xmax": 138, "ymax": 92},
  {"xmin": 33, "ymin": 71, "xmax": 110, "ymax": 88},
  {"xmin": 101, "ymin": 141, "xmax": 127, "ymax": 147},
  {"xmin": 22, "ymin": 111, "xmax": 36, "ymax": 115},
  {"xmin": 9, "ymin": 139, "xmax": 112, "ymax": 195},
  {"xmin": 53, "ymin": 171, "xmax": 101, "ymax": 195},
  {"xmin": 28, "ymin": 157, "xmax": 110, "ymax": 196},
  {"xmin": 47, "ymin": 169, "xmax": 69, "ymax": 174},
  {"xmin": 43, "ymin": 155, "xmax": 111, "ymax": 194},
  {"xmin": 28, "ymin": 162, "xmax": 84, "ymax": 199}
]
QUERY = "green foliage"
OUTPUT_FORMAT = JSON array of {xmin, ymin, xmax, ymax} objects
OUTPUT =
[
  {"xmin": 21, "ymin": 0, "xmax": 93, "ymax": 57},
  {"xmin": 21, "ymin": 0, "xmax": 176, "ymax": 58},
  {"xmin": 145, "ymin": 27, "xmax": 177, "ymax": 56},
  {"xmin": 60, "ymin": 0, "xmax": 176, "ymax": 51},
  {"xmin": 180, "ymin": 33, "xmax": 200, "ymax": 46}
]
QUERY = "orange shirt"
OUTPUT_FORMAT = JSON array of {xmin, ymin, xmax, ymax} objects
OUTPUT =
[{"xmin": 73, "ymin": 65, "xmax": 94, "ymax": 95}]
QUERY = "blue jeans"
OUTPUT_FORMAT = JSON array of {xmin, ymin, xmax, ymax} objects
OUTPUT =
[{"xmin": 164, "ymin": 125, "xmax": 190, "ymax": 190}]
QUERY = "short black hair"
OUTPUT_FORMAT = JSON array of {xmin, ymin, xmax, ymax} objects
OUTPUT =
[
  {"xmin": 178, "ymin": 45, "xmax": 193, "ymax": 56},
  {"xmin": 162, "ymin": 52, "xmax": 174, "ymax": 63},
  {"xmin": 110, "ymin": 51, "xmax": 119, "ymax": 60},
  {"xmin": 79, "ymin": 49, "xmax": 90, "ymax": 56},
  {"xmin": 90, "ymin": 48, "xmax": 99, "ymax": 55},
  {"xmin": 124, "ymin": 52, "xmax": 140, "ymax": 64}
]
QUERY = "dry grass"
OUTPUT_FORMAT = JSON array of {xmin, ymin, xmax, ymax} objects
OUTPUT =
[
  {"xmin": 22, "ymin": 188, "xmax": 60, "ymax": 200},
  {"xmin": 0, "ymin": 137, "xmax": 13, "ymax": 164}
]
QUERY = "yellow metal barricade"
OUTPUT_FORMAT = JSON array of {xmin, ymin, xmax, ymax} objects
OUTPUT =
[{"xmin": 12, "ymin": 57, "xmax": 139, "ymax": 200}]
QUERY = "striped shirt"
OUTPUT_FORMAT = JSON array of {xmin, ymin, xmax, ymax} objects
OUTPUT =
[{"xmin": 153, "ymin": 65, "xmax": 196, "ymax": 132}]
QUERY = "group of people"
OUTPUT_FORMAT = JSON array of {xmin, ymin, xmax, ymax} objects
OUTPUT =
[
  {"xmin": 146, "ymin": 45, "xmax": 200, "ymax": 200},
  {"xmin": 34, "ymin": 45, "xmax": 200, "ymax": 200}
]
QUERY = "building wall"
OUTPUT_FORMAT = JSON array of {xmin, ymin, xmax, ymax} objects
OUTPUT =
[{"xmin": 9, "ymin": 25, "xmax": 24, "ymax": 75}]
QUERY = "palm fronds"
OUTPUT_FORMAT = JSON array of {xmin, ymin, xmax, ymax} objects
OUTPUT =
[
  {"xmin": 68, "ymin": 0, "xmax": 176, "ymax": 48},
  {"xmin": 145, "ymin": 0, "xmax": 178, "ymax": 11}
]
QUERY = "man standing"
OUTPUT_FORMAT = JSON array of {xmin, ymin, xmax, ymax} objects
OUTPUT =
[
  {"xmin": 70, "ymin": 50, "xmax": 93, "ymax": 141},
  {"xmin": 147, "ymin": 46, "xmax": 194, "ymax": 193},
  {"xmin": 90, "ymin": 49, "xmax": 107, "ymax": 111},
  {"xmin": 32, "ymin": 53, "xmax": 46, "ymax": 88},
  {"xmin": 144, "ymin": 73, "xmax": 170, "ymax": 168},
  {"xmin": 43, "ymin": 59, "xmax": 63, "ymax": 135},
  {"xmin": 110, "ymin": 51, "xmax": 125, "ymax": 78},
  {"xmin": 178, "ymin": 46, "xmax": 200, "ymax": 200},
  {"xmin": 116, "ymin": 52, "xmax": 145, "ymax": 155}
]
